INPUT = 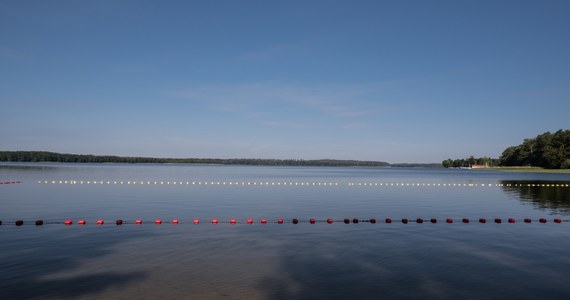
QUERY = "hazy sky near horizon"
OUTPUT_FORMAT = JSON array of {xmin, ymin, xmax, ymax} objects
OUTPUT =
[{"xmin": 1, "ymin": 0, "xmax": 569, "ymax": 163}]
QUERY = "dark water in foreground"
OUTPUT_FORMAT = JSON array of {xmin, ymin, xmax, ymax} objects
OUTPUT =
[{"xmin": 1, "ymin": 163, "xmax": 570, "ymax": 299}]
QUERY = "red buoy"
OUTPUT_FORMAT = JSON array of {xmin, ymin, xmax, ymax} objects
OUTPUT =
[
  {"xmin": 135, "ymin": 219, "xmax": 143, "ymax": 224},
  {"xmin": 416, "ymin": 218, "xmax": 424, "ymax": 224},
  {"xmin": 494, "ymin": 218, "xmax": 502, "ymax": 224},
  {"xmin": 116, "ymin": 220, "xmax": 123, "ymax": 225},
  {"xmin": 479, "ymin": 218, "xmax": 486, "ymax": 223},
  {"xmin": 385, "ymin": 218, "xmax": 392, "ymax": 224},
  {"xmin": 309, "ymin": 218, "xmax": 316, "ymax": 224},
  {"xmin": 508, "ymin": 218, "xmax": 516, "ymax": 223},
  {"xmin": 193, "ymin": 219, "xmax": 200, "ymax": 224},
  {"xmin": 15, "ymin": 220, "xmax": 23, "ymax": 226},
  {"xmin": 78, "ymin": 220, "xmax": 85, "ymax": 225},
  {"xmin": 524, "ymin": 218, "xmax": 532, "ymax": 223},
  {"xmin": 172, "ymin": 219, "xmax": 179, "ymax": 224},
  {"xmin": 446, "ymin": 218, "xmax": 453, "ymax": 224},
  {"xmin": 292, "ymin": 218, "xmax": 299, "ymax": 224},
  {"xmin": 261, "ymin": 219, "xmax": 267, "ymax": 224},
  {"xmin": 35, "ymin": 220, "xmax": 44, "ymax": 226},
  {"xmin": 230, "ymin": 219, "xmax": 236, "ymax": 224},
  {"xmin": 327, "ymin": 218, "xmax": 333, "ymax": 224},
  {"xmin": 277, "ymin": 218, "xmax": 284, "ymax": 224},
  {"xmin": 554, "ymin": 219, "xmax": 562, "ymax": 223},
  {"xmin": 402, "ymin": 218, "xmax": 408, "ymax": 224},
  {"xmin": 212, "ymin": 218, "xmax": 218, "ymax": 224},
  {"xmin": 343, "ymin": 218, "xmax": 350, "ymax": 224},
  {"xmin": 65, "ymin": 219, "xmax": 73, "ymax": 225},
  {"xmin": 97, "ymin": 219, "xmax": 104, "ymax": 225},
  {"xmin": 247, "ymin": 218, "xmax": 254, "ymax": 224},
  {"xmin": 430, "ymin": 218, "xmax": 437, "ymax": 224},
  {"xmin": 370, "ymin": 218, "xmax": 376, "ymax": 224},
  {"xmin": 539, "ymin": 218, "xmax": 547, "ymax": 223},
  {"xmin": 155, "ymin": 219, "xmax": 162, "ymax": 224},
  {"xmin": 462, "ymin": 218, "xmax": 469, "ymax": 223}
]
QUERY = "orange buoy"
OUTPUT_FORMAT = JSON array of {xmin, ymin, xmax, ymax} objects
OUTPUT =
[
  {"xmin": 261, "ymin": 219, "xmax": 267, "ymax": 224},
  {"xmin": 96, "ymin": 219, "xmax": 104, "ymax": 225},
  {"xmin": 172, "ymin": 219, "xmax": 179, "ymax": 224},
  {"xmin": 277, "ymin": 218, "xmax": 284, "ymax": 224},
  {"xmin": 135, "ymin": 219, "xmax": 143, "ymax": 224},
  {"xmin": 230, "ymin": 219, "xmax": 236, "ymax": 224},
  {"xmin": 155, "ymin": 219, "xmax": 162, "ymax": 224},
  {"xmin": 212, "ymin": 218, "xmax": 218, "ymax": 224},
  {"xmin": 65, "ymin": 219, "xmax": 74, "ymax": 225},
  {"xmin": 247, "ymin": 218, "xmax": 253, "ymax": 224},
  {"xmin": 193, "ymin": 219, "xmax": 200, "ymax": 224},
  {"xmin": 78, "ymin": 220, "xmax": 86, "ymax": 225}
]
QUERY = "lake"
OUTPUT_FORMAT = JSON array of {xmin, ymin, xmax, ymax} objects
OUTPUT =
[{"xmin": 1, "ymin": 163, "xmax": 570, "ymax": 299}]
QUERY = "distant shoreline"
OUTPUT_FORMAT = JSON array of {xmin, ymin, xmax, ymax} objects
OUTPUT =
[{"xmin": 0, "ymin": 151, "xmax": 442, "ymax": 168}]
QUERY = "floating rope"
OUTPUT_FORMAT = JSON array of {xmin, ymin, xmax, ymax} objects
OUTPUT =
[
  {"xmin": 1, "ymin": 217, "xmax": 567, "ymax": 227},
  {"xmin": 1, "ymin": 180, "xmax": 569, "ymax": 188},
  {"xmin": 25, "ymin": 180, "xmax": 570, "ymax": 188},
  {"xmin": 0, "ymin": 181, "xmax": 21, "ymax": 185}
]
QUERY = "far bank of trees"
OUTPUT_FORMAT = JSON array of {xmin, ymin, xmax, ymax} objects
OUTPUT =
[
  {"xmin": 498, "ymin": 130, "xmax": 570, "ymax": 169},
  {"xmin": 442, "ymin": 129, "xmax": 570, "ymax": 169},
  {"xmin": 442, "ymin": 156, "xmax": 498, "ymax": 168},
  {"xmin": 0, "ymin": 151, "xmax": 391, "ymax": 167}
]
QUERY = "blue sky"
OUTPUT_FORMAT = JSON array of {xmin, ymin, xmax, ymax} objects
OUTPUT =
[{"xmin": 1, "ymin": 0, "xmax": 569, "ymax": 163}]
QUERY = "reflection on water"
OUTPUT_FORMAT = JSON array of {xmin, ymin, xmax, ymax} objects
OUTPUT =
[
  {"xmin": 500, "ymin": 181, "xmax": 570, "ymax": 214},
  {"xmin": 0, "ymin": 228, "xmax": 149, "ymax": 300},
  {"xmin": 3, "ymin": 165, "xmax": 570, "ymax": 299}
]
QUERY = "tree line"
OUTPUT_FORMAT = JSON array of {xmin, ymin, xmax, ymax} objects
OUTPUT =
[
  {"xmin": 442, "ymin": 129, "xmax": 570, "ymax": 169},
  {"xmin": 498, "ymin": 129, "xmax": 570, "ymax": 169},
  {"xmin": 441, "ymin": 156, "xmax": 498, "ymax": 168},
  {"xmin": 0, "ymin": 151, "xmax": 391, "ymax": 167}
]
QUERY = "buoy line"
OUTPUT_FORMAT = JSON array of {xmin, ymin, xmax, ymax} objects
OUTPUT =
[
  {"xmin": 30, "ymin": 180, "xmax": 570, "ymax": 188},
  {"xmin": 1, "ymin": 217, "xmax": 566, "ymax": 227}
]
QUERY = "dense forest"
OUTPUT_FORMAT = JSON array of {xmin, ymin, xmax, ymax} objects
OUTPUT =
[
  {"xmin": 498, "ymin": 130, "xmax": 570, "ymax": 169},
  {"xmin": 0, "ymin": 151, "xmax": 391, "ymax": 167},
  {"xmin": 442, "ymin": 129, "xmax": 570, "ymax": 169}
]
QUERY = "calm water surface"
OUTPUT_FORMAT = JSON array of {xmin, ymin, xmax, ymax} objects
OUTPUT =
[{"xmin": 1, "ymin": 163, "xmax": 570, "ymax": 299}]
